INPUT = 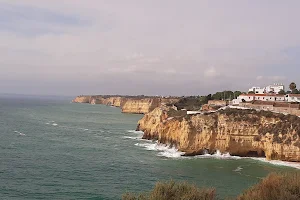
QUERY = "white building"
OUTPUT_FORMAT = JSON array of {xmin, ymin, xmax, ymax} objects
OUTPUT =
[
  {"xmin": 248, "ymin": 87, "xmax": 265, "ymax": 94},
  {"xmin": 234, "ymin": 94, "xmax": 286, "ymax": 104},
  {"xmin": 285, "ymin": 94, "xmax": 300, "ymax": 103},
  {"xmin": 248, "ymin": 83, "xmax": 284, "ymax": 94},
  {"xmin": 265, "ymin": 83, "xmax": 284, "ymax": 94}
]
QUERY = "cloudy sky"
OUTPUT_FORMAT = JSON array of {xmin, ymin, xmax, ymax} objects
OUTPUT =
[{"xmin": 0, "ymin": 0, "xmax": 299, "ymax": 96}]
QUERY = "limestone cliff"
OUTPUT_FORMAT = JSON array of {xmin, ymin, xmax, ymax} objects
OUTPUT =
[
  {"xmin": 73, "ymin": 95, "xmax": 179, "ymax": 114},
  {"xmin": 121, "ymin": 98, "xmax": 162, "ymax": 114},
  {"xmin": 72, "ymin": 95, "xmax": 91, "ymax": 103},
  {"xmin": 137, "ymin": 107, "xmax": 300, "ymax": 162}
]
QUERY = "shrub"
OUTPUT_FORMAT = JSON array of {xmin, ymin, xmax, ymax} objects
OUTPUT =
[
  {"xmin": 237, "ymin": 172, "xmax": 300, "ymax": 200},
  {"xmin": 122, "ymin": 180, "xmax": 216, "ymax": 200}
]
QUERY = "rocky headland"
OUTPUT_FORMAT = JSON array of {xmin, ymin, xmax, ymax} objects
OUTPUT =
[
  {"xmin": 136, "ymin": 106, "xmax": 300, "ymax": 162},
  {"xmin": 72, "ymin": 95, "xmax": 179, "ymax": 114}
]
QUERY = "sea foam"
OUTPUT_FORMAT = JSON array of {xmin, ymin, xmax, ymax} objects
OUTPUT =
[
  {"xmin": 195, "ymin": 150, "xmax": 242, "ymax": 160},
  {"xmin": 123, "ymin": 130, "xmax": 145, "ymax": 140},
  {"xmin": 128, "ymin": 131, "xmax": 300, "ymax": 169},
  {"xmin": 135, "ymin": 142, "xmax": 185, "ymax": 158},
  {"xmin": 14, "ymin": 131, "xmax": 26, "ymax": 136},
  {"xmin": 250, "ymin": 157, "xmax": 300, "ymax": 169}
]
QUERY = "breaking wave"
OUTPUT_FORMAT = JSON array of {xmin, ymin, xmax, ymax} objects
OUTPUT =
[
  {"xmin": 195, "ymin": 150, "xmax": 242, "ymax": 160},
  {"xmin": 127, "ymin": 130, "xmax": 144, "ymax": 134},
  {"xmin": 134, "ymin": 142, "xmax": 185, "ymax": 158},
  {"xmin": 14, "ymin": 131, "xmax": 26, "ymax": 136},
  {"xmin": 122, "ymin": 130, "xmax": 145, "ymax": 140},
  {"xmin": 233, "ymin": 166, "xmax": 243, "ymax": 172},
  {"xmin": 250, "ymin": 157, "xmax": 300, "ymax": 169},
  {"xmin": 128, "ymin": 131, "xmax": 300, "ymax": 169}
]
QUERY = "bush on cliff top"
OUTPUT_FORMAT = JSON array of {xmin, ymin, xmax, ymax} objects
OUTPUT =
[
  {"xmin": 238, "ymin": 172, "xmax": 300, "ymax": 200},
  {"xmin": 123, "ymin": 172, "xmax": 300, "ymax": 200},
  {"xmin": 122, "ymin": 180, "xmax": 216, "ymax": 200}
]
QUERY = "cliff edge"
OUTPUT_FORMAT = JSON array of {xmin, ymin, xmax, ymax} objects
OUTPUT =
[
  {"xmin": 72, "ymin": 95, "xmax": 179, "ymax": 114},
  {"xmin": 137, "ymin": 107, "xmax": 300, "ymax": 162}
]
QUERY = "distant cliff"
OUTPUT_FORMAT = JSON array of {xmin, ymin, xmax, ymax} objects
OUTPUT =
[
  {"xmin": 137, "ymin": 107, "xmax": 300, "ymax": 162},
  {"xmin": 72, "ymin": 95, "xmax": 91, "ymax": 103},
  {"xmin": 72, "ymin": 95, "xmax": 179, "ymax": 114}
]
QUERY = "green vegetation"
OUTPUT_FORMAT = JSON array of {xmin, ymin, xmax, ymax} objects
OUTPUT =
[
  {"xmin": 123, "ymin": 172, "xmax": 300, "ymax": 200},
  {"xmin": 292, "ymin": 89, "xmax": 299, "ymax": 94},
  {"xmin": 289, "ymin": 82, "xmax": 297, "ymax": 91},
  {"xmin": 237, "ymin": 172, "xmax": 300, "ymax": 200},
  {"xmin": 289, "ymin": 82, "xmax": 300, "ymax": 94},
  {"xmin": 122, "ymin": 180, "xmax": 215, "ymax": 200},
  {"xmin": 174, "ymin": 90, "xmax": 243, "ymax": 111},
  {"xmin": 278, "ymin": 89, "xmax": 286, "ymax": 95},
  {"xmin": 174, "ymin": 96, "xmax": 204, "ymax": 111}
]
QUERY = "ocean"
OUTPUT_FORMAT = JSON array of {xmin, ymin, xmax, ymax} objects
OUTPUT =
[{"xmin": 0, "ymin": 95, "xmax": 298, "ymax": 200}]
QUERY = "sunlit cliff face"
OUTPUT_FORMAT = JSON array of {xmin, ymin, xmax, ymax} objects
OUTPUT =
[{"xmin": 137, "ymin": 107, "xmax": 300, "ymax": 162}]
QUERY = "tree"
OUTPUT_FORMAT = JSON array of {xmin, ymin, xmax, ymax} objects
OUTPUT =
[
  {"xmin": 234, "ymin": 91, "xmax": 242, "ymax": 98},
  {"xmin": 292, "ymin": 89, "xmax": 299, "ymax": 94},
  {"xmin": 289, "ymin": 82, "xmax": 297, "ymax": 91},
  {"xmin": 248, "ymin": 91, "xmax": 255, "ymax": 94},
  {"xmin": 278, "ymin": 89, "xmax": 286, "ymax": 95},
  {"xmin": 212, "ymin": 92, "xmax": 223, "ymax": 100}
]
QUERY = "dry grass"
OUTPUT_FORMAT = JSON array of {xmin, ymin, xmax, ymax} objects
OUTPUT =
[
  {"xmin": 123, "ymin": 172, "xmax": 300, "ymax": 200},
  {"xmin": 122, "ymin": 180, "xmax": 216, "ymax": 200},
  {"xmin": 237, "ymin": 172, "xmax": 300, "ymax": 200}
]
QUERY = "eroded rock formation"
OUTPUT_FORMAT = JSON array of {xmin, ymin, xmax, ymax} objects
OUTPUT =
[
  {"xmin": 72, "ymin": 95, "xmax": 91, "ymax": 103},
  {"xmin": 137, "ymin": 107, "xmax": 300, "ymax": 162},
  {"xmin": 72, "ymin": 95, "xmax": 179, "ymax": 114}
]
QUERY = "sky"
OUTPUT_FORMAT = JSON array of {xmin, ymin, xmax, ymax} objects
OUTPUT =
[{"xmin": 0, "ymin": 0, "xmax": 300, "ymax": 96}]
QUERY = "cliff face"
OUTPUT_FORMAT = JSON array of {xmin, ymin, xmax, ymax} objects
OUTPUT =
[
  {"xmin": 73, "ymin": 95, "xmax": 179, "ymax": 114},
  {"xmin": 121, "ymin": 98, "xmax": 162, "ymax": 114},
  {"xmin": 137, "ymin": 107, "xmax": 300, "ymax": 162},
  {"xmin": 72, "ymin": 96, "xmax": 91, "ymax": 103}
]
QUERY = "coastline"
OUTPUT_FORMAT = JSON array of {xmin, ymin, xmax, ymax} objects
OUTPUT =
[{"xmin": 72, "ymin": 95, "xmax": 300, "ymax": 165}]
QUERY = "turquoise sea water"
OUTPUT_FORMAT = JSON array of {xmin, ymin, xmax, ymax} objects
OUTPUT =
[{"xmin": 0, "ymin": 95, "xmax": 297, "ymax": 200}]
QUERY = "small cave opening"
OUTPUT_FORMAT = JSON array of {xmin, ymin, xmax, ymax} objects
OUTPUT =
[{"xmin": 245, "ymin": 150, "xmax": 265, "ymax": 157}]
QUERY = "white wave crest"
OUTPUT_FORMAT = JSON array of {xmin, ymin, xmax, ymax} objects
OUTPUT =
[
  {"xmin": 134, "ymin": 141, "xmax": 300, "ymax": 169},
  {"xmin": 14, "ymin": 131, "xmax": 25, "ymax": 136},
  {"xmin": 52, "ymin": 123, "xmax": 58, "ymax": 126},
  {"xmin": 250, "ymin": 157, "xmax": 300, "ymax": 169},
  {"xmin": 123, "ymin": 136, "xmax": 142, "ymax": 140},
  {"xmin": 135, "ymin": 142, "xmax": 185, "ymax": 158},
  {"xmin": 195, "ymin": 150, "xmax": 242, "ymax": 160},
  {"xmin": 233, "ymin": 166, "xmax": 243, "ymax": 172},
  {"xmin": 123, "ymin": 130, "xmax": 145, "ymax": 140},
  {"xmin": 127, "ymin": 130, "xmax": 144, "ymax": 134}
]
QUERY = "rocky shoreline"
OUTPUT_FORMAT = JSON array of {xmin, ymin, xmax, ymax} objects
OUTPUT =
[
  {"xmin": 73, "ymin": 95, "xmax": 300, "ymax": 162},
  {"xmin": 136, "ymin": 106, "xmax": 300, "ymax": 162}
]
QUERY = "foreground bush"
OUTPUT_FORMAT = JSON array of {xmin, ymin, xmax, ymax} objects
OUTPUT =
[
  {"xmin": 238, "ymin": 172, "xmax": 300, "ymax": 200},
  {"xmin": 122, "ymin": 180, "xmax": 216, "ymax": 200},
  {"xmin": 123, "ymin": 172, "xmax": 300, "ymax": 200}
]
